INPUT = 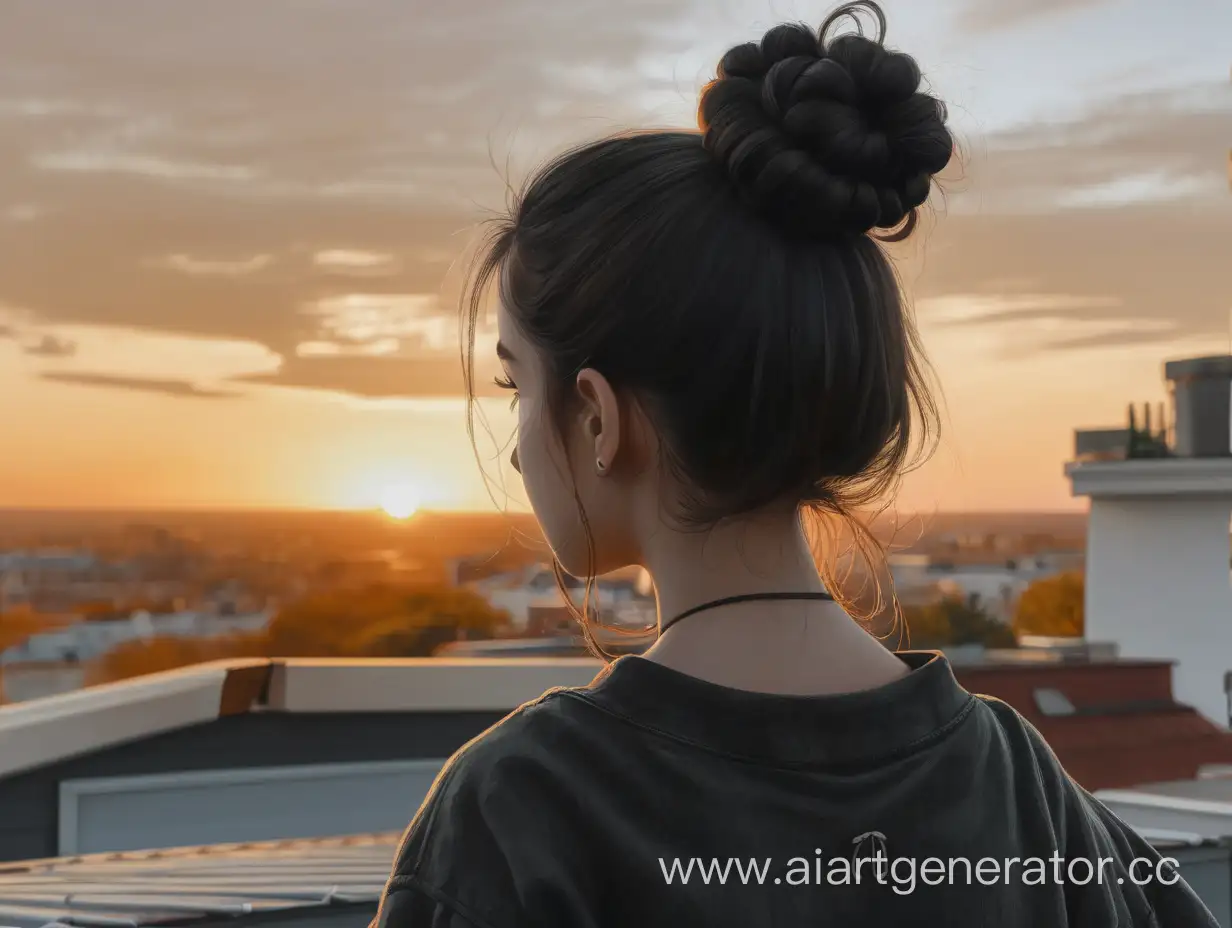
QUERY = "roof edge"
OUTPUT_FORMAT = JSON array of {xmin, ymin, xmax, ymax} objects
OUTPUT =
[{"xmin": 0, "ymin": 656, "xmax": 603, "ymax": 779}]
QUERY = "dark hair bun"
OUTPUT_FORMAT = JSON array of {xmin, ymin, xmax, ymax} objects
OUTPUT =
[{"xmin": 699, "ymin": 1, "xmax": 953, "ymax": 240}]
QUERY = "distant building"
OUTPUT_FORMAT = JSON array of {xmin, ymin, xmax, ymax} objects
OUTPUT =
[
  {"xmin": 2, "ymin": 609, "xmax": 273, "ymax": 665},
  {"xmin": 0, "ymin": 549, "xmax": 102, "ymax": 613},
  {"xmin": 463, "ymin": 563, "xmax": 653, "ymax": 632},
  {"xmin": 0, "ymin": 549, "xmax": 98, "ymax": 575},
  {"xmin": 0, "ymin": 569, "xmax": 27, "ymax": 613},
  {"xmin": 887, "ymin": 552, "xmax": 1075, "ymax": 622}
]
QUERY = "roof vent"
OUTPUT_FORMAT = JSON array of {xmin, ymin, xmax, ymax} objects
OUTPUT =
[{"xmin": 1033, "ymin": 687, "xmax": 1077, "ymax": 717}]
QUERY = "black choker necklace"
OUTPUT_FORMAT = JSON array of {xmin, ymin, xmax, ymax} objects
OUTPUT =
[{"xmin": 659, "ymin": 591, "xmax": 835, "ymax": 635}]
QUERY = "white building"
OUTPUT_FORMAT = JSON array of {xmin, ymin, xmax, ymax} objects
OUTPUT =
[
  {"xmin": 1066, "ymin": 354, "xmax": 1232, "ymax": 727},
  {"xmin": 466, "ymin": 564, "xmax": 652, "ymax": 631},
  {"xmin": 0, "ymin": 550, "xmax": 98, "ymax": 574},
  {"xmin": 0, "ymin": 569, "xmax": 28, "ymax": 613},
  {"xmin": 888, "ymin": 554, "xmax": 1071, "ymax": 622}
]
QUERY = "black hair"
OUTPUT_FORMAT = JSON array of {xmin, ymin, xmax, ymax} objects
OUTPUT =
[{"xmin": 463, "ymin": 1, "xmax": 952, "ymax": 648}]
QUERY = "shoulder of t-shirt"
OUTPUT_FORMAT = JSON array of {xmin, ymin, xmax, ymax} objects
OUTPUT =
[
  {"xmin": 971, "ymin": 694, "xmax": 1147, "ymax": 846},
  {"xmin": 971, "ymin": 695, "xmax": 1218, "ymax": 922},
  {"xmin": 372, "ymin": 873, "xmax": 504, "ymax": 928},
  {"xmin": 968, "ymin": 694, "xmax": 1099, "ymax": 849},
  {"xmin": 378, "ymin": 684, "xmax": 602, "ymax": 925},
  {"xmin": 386, "ymin": 683, "xmax": 598, "ymax": 874}
]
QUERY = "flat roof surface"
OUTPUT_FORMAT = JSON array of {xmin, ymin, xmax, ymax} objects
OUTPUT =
[
  {"xmin": 0, "ymin": 826, "xmax": 1210, "ymax": 928},
  {"xmin": 1115, "ymin": 777, "xmax": 1232, "ymax": 804},
  {"xmin": 0, "ymin": 832, "xmax": 398, "ymax": 928}
]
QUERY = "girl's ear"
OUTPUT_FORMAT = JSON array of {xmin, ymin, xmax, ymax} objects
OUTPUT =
[{"xmin": 574, "ymin": 368, "xmax": 622, "ymax": 474}]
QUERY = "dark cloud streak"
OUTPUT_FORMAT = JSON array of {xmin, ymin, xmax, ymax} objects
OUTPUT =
[
  {"xmin": 1039, "ymin": 327, "xmax": 1183, "ymax": 352},
  {"xmin": 39, "ymin": 371, "xmax": 240, "ymax": 398},
  {"xmin": 23, "ymin": 333, "xmax": 76, "ymax": 357},
  {"xmin": 233, "ymin": 354, "xmax": 505, "ymax": 399}
]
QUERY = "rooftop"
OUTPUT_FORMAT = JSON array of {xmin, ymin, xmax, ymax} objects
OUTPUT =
[
  {"xmin": 1101, "ymin": 774, "xmax": 1232, "ymax": 809},
  {"xmin": 0, "ymin": 829, "xmax": 1220, "ymax": 928},
  {"xmin": 0, "ymin": 656, "xmax": 601, "ymax": 780},
  {"xmin": 4, "ymin": 652, "xmax": 1230, "ymax": 792},
  {"xmin": 0, "ymin": 832, "xmax": 396, "ymax": 928},
  {"xmin": 3, "ymin": 656, "xmax": 1232, "ymax": 920},
  {"xmin": 958, "ymin": 659, "xmax": 1232, "ymax": 789}
]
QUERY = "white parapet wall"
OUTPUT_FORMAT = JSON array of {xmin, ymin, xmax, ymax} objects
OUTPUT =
[
  {"xmin": 1067, "ymin": 457, "xmax": 1232, "ymax": 727},
  {"xmin": 0, "ymin": 657, "xmax": 605, "ymax": 779}
]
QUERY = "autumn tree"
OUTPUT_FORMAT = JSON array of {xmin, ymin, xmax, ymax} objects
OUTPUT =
[
  {"xmin": 0, "ymin": 606, "xmax": 62, "ymax": 653},
  {"xmin": 0, "ymin": 607, "xmax": 72, "ymax": 702},
  {"xmin": 82, "ymin": 583, "xmax": 511, "ymax": 686},
  {"xmin": 83, "ymin": 633, "xmax": 269, "ymax": 687},
  {"xmin": 263, "ymin": 584, "xmax": 509, "ymax": 657},
  {"xmin": 902, "ymin": 595, "xmax": 1016, "ymax": 649},
  {"xmin": 1014, "ymin": 571, "xmax": 1084, "ymax": 638}
]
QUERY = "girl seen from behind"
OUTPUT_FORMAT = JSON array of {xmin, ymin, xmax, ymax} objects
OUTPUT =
[{"xmin": 373, "ymin": 3, "xmax": 1218, "ymax": 925}]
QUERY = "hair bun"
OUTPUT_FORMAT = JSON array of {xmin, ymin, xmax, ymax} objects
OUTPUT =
[{"xmin": 699, "ymin": 1, "xmax": 953, "ymax": 241}]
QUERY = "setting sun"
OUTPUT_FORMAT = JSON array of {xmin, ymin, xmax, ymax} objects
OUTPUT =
[{"xmin": 379, "ymin": 483, "xmax": 421, "ymax": 520}]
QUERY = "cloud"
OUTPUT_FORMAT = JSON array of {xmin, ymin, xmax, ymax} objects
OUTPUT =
[
  {"xmin": 0, "ymin": 0, "xmax": 1225, "ymax": 392},
  {"xmin": 901, "ymin": 81, "xmax": 1232, "ymax": 351},
  {"xmin": 33, "ymin": 151, "xmax": 260, "ymax": 182},
  {"xmin": 39, "ymin": 371, "xmax": 240, "ymax": 398},
  {"xmin": 1036, "ymin": 324, "xmax": 1182, "ymax": 353},
  {"xmin": 910, "ymin": 204, "xmax": 1229, "ymax": 351},
  {"xmin": 920, "ymin": 293, "xmax": 1189, "ymax": 358},
  {"xmin": 0, "ymin": 0, "xmax": 695, "ymax": 399},
  {"xmin": 233, "ymin": 353, "xmax": 505, "ymax": 399},
  {"xmin": 22, "ymin": 332, "xmax": 77, "ymax": 356},
  {"xmin": 314, "ymin": 250, "xmax": 400, "ymax": 276},
  {"xmin": 924, "ymin": 294, "xmax": 1125, "ymax": 327},
  {"xmin": 957, "ymin": 0, "xmax": 1114, "ymax": 33},
  {"xmin": 5, "ymin": 204, "xmax": 43, "ymax": 222},
  {"xmin": 154, "ymin": 253, "xmax": 274, "ymax": 276},
  {"xmin": 2, "ymin": 0, "xmax": 689, "ymax": 199},
  {"xmin": 951, "ymin": 82, "xmax": 1231, "ymax": 212}
]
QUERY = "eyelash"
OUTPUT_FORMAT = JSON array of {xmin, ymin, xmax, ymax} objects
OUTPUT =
[{"xmin": 493, "ymin": 375, "xmax": 519, "ymax": 410}]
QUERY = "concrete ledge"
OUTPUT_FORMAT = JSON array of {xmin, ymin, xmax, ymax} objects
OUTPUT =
[
  {"xmin": 0, "ymin": 657, "xmax": 604, "ymax": 779},
  {"xmin": 0, "ymin": 660, "xmax": 252, "ymax": 780},
  {"xmin": 267, "ymin": 656, "xmax": 602, "ymax": 713},
  {"xmin": 1066, "ymin": 457, "xmax": 1232, "ymax": 498}
]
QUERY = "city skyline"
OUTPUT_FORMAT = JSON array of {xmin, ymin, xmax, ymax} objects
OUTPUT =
[{"xmin": 2, "ymin": 0, "xmax": 1229, "ymax": 513}]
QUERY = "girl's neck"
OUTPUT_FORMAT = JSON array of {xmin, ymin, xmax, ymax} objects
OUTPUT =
[{"xmin": 637, "ymin": 509, "xmax": 910, "ymax": 696}]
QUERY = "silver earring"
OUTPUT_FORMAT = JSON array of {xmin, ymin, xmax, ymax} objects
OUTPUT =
[{"xmin": 596, "ymin": 458, "xmax": 606, "ymax": 474}]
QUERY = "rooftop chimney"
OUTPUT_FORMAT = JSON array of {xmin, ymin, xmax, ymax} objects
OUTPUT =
[{"xmin": 1164, "ymin": 355, "xmax": 1232, "ymax": 458}]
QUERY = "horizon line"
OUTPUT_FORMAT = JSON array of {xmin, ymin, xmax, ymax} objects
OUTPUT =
[{"xmin": 0, "ymin": 504, "xmax": 1089, "ymax": 517}]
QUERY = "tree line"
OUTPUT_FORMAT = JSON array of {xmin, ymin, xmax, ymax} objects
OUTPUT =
[
  {"xmin": 80, "ymin": 584, "xmax": 510, "ymax": 686},
  {"xmin": 0, "ymin": 571, "xmax": 1086, "ymax": 692},
  {"xmin": 896, "ymin": 570, "xmax": 1084, "ymax": 649}
]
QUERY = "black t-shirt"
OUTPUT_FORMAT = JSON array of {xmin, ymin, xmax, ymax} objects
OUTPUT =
[{"xmin": 371, "ymin": 651, "xmax": 1217, "ymax": 926}]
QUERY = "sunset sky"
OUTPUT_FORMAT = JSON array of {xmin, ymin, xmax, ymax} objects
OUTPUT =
[{"xmin": 1, "ymin": 0, "xmax": 1229, "ymax": 513}]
